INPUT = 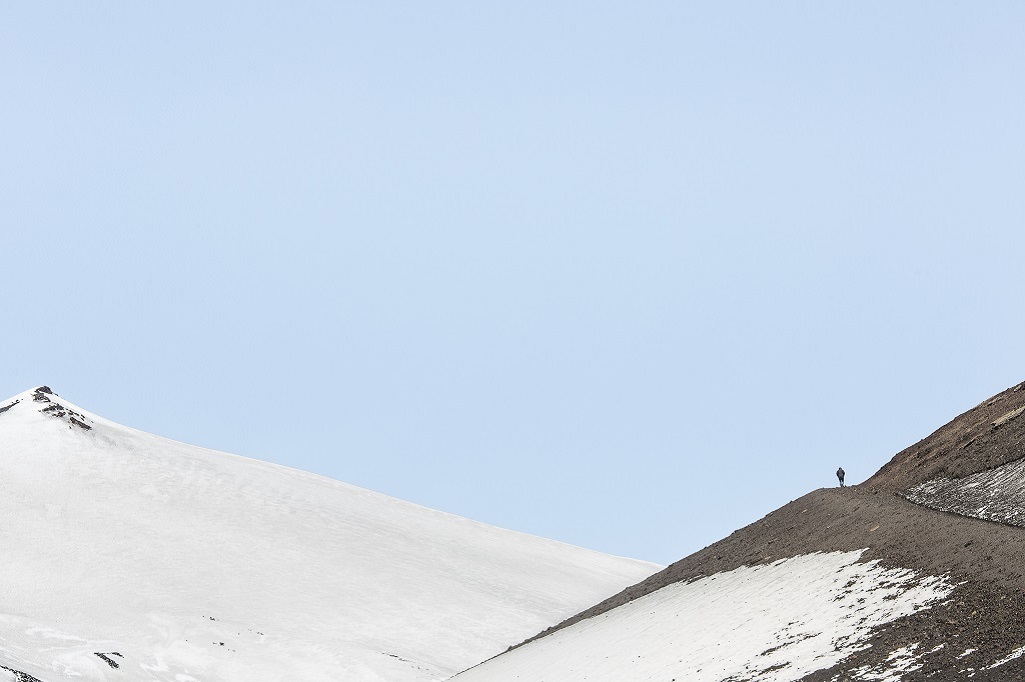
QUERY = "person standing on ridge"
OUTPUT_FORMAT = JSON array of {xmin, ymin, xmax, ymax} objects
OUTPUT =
[{"xmin": 836, "ymin": 467, "xmax": 846, "ymax": 488}]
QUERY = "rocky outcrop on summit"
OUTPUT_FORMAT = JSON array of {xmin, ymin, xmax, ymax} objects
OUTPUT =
[
  {"xmin": 23, "ymin": 386, "xmax": 94, "ymax": 430},
  {"xmin": 0, "ymin": 387, "xmax": 93, "ymax": 430}
]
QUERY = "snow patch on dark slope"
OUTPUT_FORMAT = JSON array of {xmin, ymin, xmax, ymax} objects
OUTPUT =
[
  {"xmin": 0, "ymin": 386, "xmax": 658, "ymax": 682},
  {"xmin": 454, "ymin": 379, "xmax": 1025, "ymax": 681},
  {"xmin": 451, "ymin": 550, "xmax": 954, "ymax": 682},
  {"xmin": 897, "ymin": 385, "xmax": 1025, "ymax": 527},
  {"xmin": 903, "ymin": 455, "xmax": 1025, "ymax": 526},
  {"xmin": 865, "ymin": 380, "xmax": 1025, "ymax": 494}
]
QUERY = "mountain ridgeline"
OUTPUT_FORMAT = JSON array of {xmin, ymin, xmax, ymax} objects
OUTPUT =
[
  {"xmin": 4, "ymin": 381, "xmax": 1025, "ymax": 682},
  {"xmin": 0, "ymin": 386, "xmax": 656, "ymax": 682},
  {"xmin": 451, "ymin": 380, "xmax": 1025, "ymax": 682}
]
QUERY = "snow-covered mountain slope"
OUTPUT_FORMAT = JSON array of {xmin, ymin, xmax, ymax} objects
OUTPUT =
[
  {"xmin": 0, "ymin": 387, "xmax": 658, "ymax": 682},
  {"xmin": 452, "ymin": 551, "xmax": 955, "ymax": 682}
]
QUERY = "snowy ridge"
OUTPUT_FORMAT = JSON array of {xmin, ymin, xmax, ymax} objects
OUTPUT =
[
  {"xmin": 22, "ymin": 386, "xmax": 95, "ymax": 431},
  {"xmin": 0, "ymin": 387, "xmax": 658, "ymax": 682},
  {"xmin": 451, "ymin": 551, "xmax": 954, "ymax": 682},
  {"xmin": 902, "ymin": 455, "xmax": 1025, "ymax": 526}
]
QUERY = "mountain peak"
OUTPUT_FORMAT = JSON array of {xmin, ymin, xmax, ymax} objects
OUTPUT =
[
  {"xmin": 0, "ymin": 383, "xmax": 657, "ymax": 681},
  {"xmin": 0, "ymin": 385, "xmax": 95, "ymax": 431}
]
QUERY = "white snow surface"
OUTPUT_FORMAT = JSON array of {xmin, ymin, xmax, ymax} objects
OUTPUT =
[
  {"xmin": 0, "ymin": 388, "xmax": 658, "ymax": 682},
  {"xmin": 451, "ymin": 550, "xmax": 954, "ymax": 682}
]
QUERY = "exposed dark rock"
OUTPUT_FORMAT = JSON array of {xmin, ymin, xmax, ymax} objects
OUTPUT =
[
  {"xmin": 34, "ymin": 386, "xmax": 54, "ymax": 395},
  {"xmin": 37, "ymin": 400, "xmax": 92, "ymax": 430},
  {"xmin": 69, "ymin": 416, "xmax": 91, "ymax": 431},
  {"xmin": 0, "ymin": 665, "xmax": 45, "ymax": 682},
  {"xmin": 93, "ymin": 653, "xmax": 120, "ymax": 669},
  {"xmin": 0, "ymin": 399, "xmax": 19, "ymax": 415}
]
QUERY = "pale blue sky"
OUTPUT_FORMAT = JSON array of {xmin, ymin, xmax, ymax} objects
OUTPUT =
[{"xmin": 3, "ymin": 3, "xmax": 1023, "ymax": 564}]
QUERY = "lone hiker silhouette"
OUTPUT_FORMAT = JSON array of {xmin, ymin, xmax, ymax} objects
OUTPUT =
[{"xmin": 836, "ymin": 467, "xmax": 846, "ymax": 488}]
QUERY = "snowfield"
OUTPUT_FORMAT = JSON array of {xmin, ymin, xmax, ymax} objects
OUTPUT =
[
  {"xmin": 0, "ymin": 388, "xmax": 657, "ymax": 682},
  {"xmin": 903, "ymin": 455, "xmax": 1025, "ymax": 527},
  {"xmin": 450, "ymin": 550, "xmax": 954, "ymax": 682}
]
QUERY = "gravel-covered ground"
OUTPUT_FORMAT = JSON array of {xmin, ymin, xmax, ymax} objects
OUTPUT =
[{"xmin": 509, "ymin": 380, "xmax": 1025, "ymax": 681}]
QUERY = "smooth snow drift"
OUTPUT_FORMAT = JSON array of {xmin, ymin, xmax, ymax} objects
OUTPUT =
[
  {"xmin": 451, "ymin": 550, "xmax": 954, "ymax": 682},
  {"xmin": 0, "ymin": 387, "xmax": 657, "ymax": 682}
]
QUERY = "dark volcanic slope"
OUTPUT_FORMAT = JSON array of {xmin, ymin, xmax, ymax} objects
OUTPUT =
[
  {"xmin": 865, "ymin": 380, "xmax": 1025, "ymax": 492},
  {"xmin": 513, "ymin": 380, "xmax": 1025, "ymax": 681}
]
